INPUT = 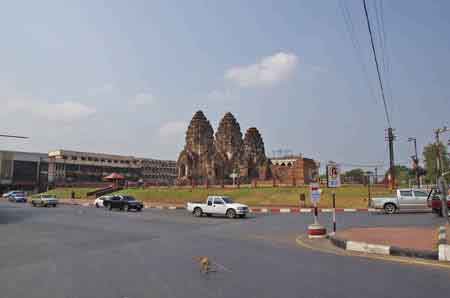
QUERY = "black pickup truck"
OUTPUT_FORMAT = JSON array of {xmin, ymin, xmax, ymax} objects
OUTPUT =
[{"xmin": 103, "ymin": 195, "xmax": 143, "ymax": 212}]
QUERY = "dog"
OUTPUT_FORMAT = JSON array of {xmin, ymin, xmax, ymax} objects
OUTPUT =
[{"xmin": 193, "ymin": 256, "xmax": 211, "ymax": 274}]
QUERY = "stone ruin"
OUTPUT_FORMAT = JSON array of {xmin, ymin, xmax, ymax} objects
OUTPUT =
[{"xmin": 177, "ymin": 110, "xmax": 270, "ymax": 185}]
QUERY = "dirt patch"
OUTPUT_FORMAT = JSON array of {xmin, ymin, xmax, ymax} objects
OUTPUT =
[{"xmin": 337, "ymin": 227, "xmax": 437, "ymax": 251}]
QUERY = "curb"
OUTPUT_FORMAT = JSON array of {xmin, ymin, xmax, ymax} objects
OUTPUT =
[
  {"xmin": 438, "ymin": 226, "xmax": 447, "ymax": 245},
  {"xmin": 144, "ymin": 206, "xmax": 384, "ymax": 213},
  {"xmin": 64, "ymin": 202, "xmax": 431, "ymax": 215},
  {"xmin": 438, "ymin": 226, "xmax": 450, "ymax": 262},
  {"xmin": 329, "ymin": 235, "xmax": 439, "ymax": 261}
]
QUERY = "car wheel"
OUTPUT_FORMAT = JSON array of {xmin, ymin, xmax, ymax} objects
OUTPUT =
[
  {"xmin": 123, "ymin": 205, "xmax": 129, "ymax": 212},
  {"xmin": 384, "ymin": 203, "xmax": 396, "ymax": 214},
  {"xmin": 194, "ymin": 207, "xmax": 203, "ymax": 217},
  {"xmin": 52, "ymin": 204, "xmax": 56, "ymax": 208},
  {"xmin": 32, "ymin": 202, "xmax": 36, "ymax": 207},
  {"xmin": 226, "ymin": 209, "xmax": 236, "ymax": 219},
  {"xmin": 136, "ymin": 207, "xmax": 142, "ymax": 212}
]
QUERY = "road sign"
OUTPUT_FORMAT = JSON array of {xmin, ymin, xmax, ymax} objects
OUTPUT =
[
  {"xmin": 327, "ymin": 163, "xmax": 341, "ymax": 188},
  {"xmin": 310, "ymin": 183, "xmax": 321, "ymax": 204}
]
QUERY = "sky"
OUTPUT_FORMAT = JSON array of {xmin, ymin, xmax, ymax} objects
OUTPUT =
[{"xmin": 0, "ymin": 0, "xmax": 449, "ymax": 173}]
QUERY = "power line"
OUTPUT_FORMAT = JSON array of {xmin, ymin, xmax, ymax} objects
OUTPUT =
[
  {"xmin": 375, "ymin": 0, "xmax": 394, "ymax": 120},
  {"xmin": 338, "ymin": 0, "xmax": 377, "ymax": 105},
  {"xmin": 362, "ymin": 0, "xmax": 391, "ymax": 128},
  {"xmin": 0, "ymin": 134, "xmax": 28, "ymax": 139}
]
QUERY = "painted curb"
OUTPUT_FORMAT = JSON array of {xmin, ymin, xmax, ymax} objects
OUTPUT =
[
  {"xmin": 438, "ymin": 226, "xmax": 447, "ymax": 245},
  {"xmin": 66, "ymin": 202, "xmax": 431, "ymax": 215},
  {"xmin": 329, "ymin": 235, "xmax": 439, "ymax": 261},
  {"xmin": 438, "ymin": 226, "xmax": 449, "ymax": 261}
]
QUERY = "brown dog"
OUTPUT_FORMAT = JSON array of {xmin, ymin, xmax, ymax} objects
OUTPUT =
[{"xmin": 193, "ymin": 256, "xmax": 211, "ymax": 273}]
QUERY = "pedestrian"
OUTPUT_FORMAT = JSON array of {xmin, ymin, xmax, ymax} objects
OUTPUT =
[{"xmin": 71, "ymin": 190, "xmax": 75, "ymax": 200}]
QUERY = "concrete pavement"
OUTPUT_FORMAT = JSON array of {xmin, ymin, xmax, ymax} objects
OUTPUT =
[{"xmin": 0, "ymin": 201, "xmax": 449, "ymax": 298}]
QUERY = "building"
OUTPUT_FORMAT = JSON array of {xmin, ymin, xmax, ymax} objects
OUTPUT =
[
  {"xmin": 270, "ymin": 155, "xmax": 319, "ymax": 185},
  {"xmin": 0, "ymin": 150, "xmax": 49, "ymax": 193},
  {"xmin": 176, "ymin": 111, "xmax": 270, "ymax": 185},
  {"xmin": 48, "ymin": 149, "xmax": 176, "ymax": 186},
  {"xmin": 141, "ymin": 159, "xmax": 178, "ymax": 185}
]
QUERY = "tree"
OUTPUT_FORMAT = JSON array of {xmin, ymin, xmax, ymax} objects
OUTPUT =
[
  {"xmin": 423, "ymin": 142, "xmax": 449, "ymax": 183},
  {"xmin": 343, "ymin": 168, "xmax": 365, "ymax": 183},
  {"xmin": 384, "ymin": 165, "xmax": 414, "ymax": 186}
]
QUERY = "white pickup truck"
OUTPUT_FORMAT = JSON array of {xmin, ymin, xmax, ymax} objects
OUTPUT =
[
  {"xmin": 369, "ymin": 189, "xmax": 431, "ymax": 214},
  {"xmin": 187, "ymin": 196, "xmax": 249, "ymax": 218}
]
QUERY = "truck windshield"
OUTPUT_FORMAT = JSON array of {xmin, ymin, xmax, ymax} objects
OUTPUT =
[{"xmin": 222, "ymin": 197, "xmax": 234, "ymax": 204}]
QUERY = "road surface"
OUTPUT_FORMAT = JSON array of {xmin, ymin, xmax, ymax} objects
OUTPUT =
[{"xmin": 0, "ymin": 201, "xmax": 448, "ymax": 298}]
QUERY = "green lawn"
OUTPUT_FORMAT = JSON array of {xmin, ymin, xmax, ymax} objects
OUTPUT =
[
  {"xmin": 112, "ymin": 185, "xmax": 395, "ymax": 208},
  {"xmin": 44, "ymin": 188, "xmax": 97, "ymax": 200},
  {"xmin": 43, "ymin": 185, "xmax": 395, "ymax": 208}
]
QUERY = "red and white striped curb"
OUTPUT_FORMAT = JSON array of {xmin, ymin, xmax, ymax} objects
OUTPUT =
[
  {"xmin": 67, "ymin": 202, "xmax": 381, "ymax": 213},
  {"xmin": 247, "ymin": 207, "xmax": 380, "ymax": 213},
  {"xmin": 72, "ymin": 204, "xmax": 436, "ymax": 215}
]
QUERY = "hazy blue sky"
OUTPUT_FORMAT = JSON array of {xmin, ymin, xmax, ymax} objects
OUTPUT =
[{"xmin": 1, "ymin": 0, "xmax": 449, "ymax": 172}]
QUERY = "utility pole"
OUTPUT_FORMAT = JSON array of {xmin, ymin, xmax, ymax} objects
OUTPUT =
[
  {"xmin": 385, "ymin": 128, "xmax": 396, "ymax": 189},
  {"xmin": 434, "ymin": 128, "xmax": 448, "ymax": 178},
  {"xmin": 434, "ymin": 126, "xmax": 449, "ymax": 223},
  {"xmin": 408, "ymin": 137, "xmax": 420, "ymax": 188}
]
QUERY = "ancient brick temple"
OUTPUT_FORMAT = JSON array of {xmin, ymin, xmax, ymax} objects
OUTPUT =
[
  {"xmin": 177, "ymin": 111, "xmax": 270, "ymax": 185},
  {"xmin": 270, "ymin": 156, "xmax": 318, "ymax": 186}
]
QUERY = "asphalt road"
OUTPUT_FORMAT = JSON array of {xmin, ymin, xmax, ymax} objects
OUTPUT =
[{"xmin": 0, "ymin": 201, "xmax": 449, "ymax": 298}]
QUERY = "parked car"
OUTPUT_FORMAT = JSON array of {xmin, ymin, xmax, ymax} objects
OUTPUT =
[
  {"xmin": 30, "ymin": 194, "xmax": 58, "ymax": 207},
  {"xmin": 3, "ymin": 190, "xmax": 24, "ymax": 199},
  {"xmin": 427, "ymin": 189, "xmax": 450, "ymax": 217},
  {"xmin": 8, "ymin": 191, "xmax": 27, "ymax": 203},
  {"xmin": 102, "ymin": 195, "xmax": 143, "ymax": 212},
  {"xmin": 187, "ymin": 196, "xmax": 249, "ymax": 218},
  {"xmin": 94, "ymin": 195, "xmax": 112, "ymax": 208},
  {"xmin": 369, "ymin": 189, "xmax": 430, "ymax": 214}
]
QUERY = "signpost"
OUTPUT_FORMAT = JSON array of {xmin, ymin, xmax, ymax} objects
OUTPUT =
[
  {"xmin": 230, "ymin": 172, "xmax": 238, "ymax": 187},
  {"xmin": 307, "ymin": 183, "xmax": 326, "ymax": 238},
  {"xmin": 327, "ymin": 162, "xmax": 341, "ymax": 234},
  {"xmin": 327, "ymin": 163, "xmax": 341, "ymax": 188}
]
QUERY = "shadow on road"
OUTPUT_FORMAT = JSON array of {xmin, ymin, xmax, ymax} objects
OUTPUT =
[{"xmin": 0, "ymin": 203, "xmax": 30, "ymax": 224}]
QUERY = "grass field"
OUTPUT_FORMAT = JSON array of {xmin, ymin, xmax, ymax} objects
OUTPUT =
[
  {"xmin": 44, "ymin": 185, "xmax": 394, "ymax": 208},
  {"xmin": 112, "ymin": 185, "xmax": 394, "ymax": 208},
  {"xmin": 44, "ymin": 188, "xmax": 97, "ymax": 200}
]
